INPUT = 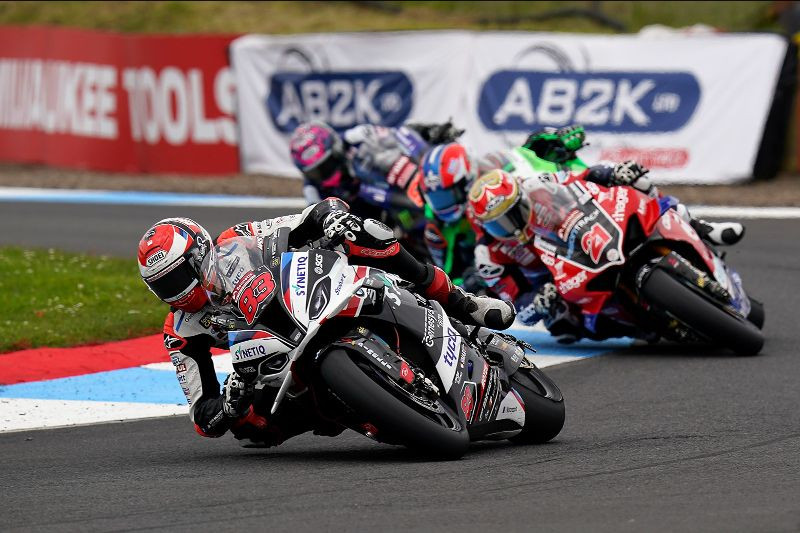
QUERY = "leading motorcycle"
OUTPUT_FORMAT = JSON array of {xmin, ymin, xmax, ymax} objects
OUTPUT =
[{"xmin": 200, "ymin": 230, "xmax": 565, "ymax": 459}]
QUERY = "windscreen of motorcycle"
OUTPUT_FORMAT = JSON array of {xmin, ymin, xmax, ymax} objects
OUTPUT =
[
  {"xmin": 201, "ymin": 236, "xmax": 278, "ymax": 325},
  {"xmin": 518, "ymin": 176, "xmax": 580, "ymax": 241}
]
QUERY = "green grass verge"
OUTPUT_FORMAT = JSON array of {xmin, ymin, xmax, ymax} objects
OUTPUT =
[
  {"xmin": 0, "ymin": 247, "xmax": 165, "ymax": 353},
  {"xmin": 0, "ymin": 1, "xmax": 778, "ymax": 35}
]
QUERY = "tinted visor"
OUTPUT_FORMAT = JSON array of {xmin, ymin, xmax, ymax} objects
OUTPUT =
[
  {"xmin": 303, "ymin": 153, "xmax": 343, "ymax": 185},
  {"xmin": 423, "ymin": 185, "xmax": 467, "ymax": 221},
  {"xmin": 145, "ymin": 257, "xmax": 199, "ymax": 303},
  {"xmin": 483, "ymin": 200, "xmax": 530, "ymax": 240}
]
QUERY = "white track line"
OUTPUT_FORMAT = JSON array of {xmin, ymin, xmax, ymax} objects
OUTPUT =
[
  {"xmin": 0, "ymin": 187, "xmax": 798, "ymax": 218},
  {"xmin": 687, "ymin": 205, "xmax": 800, "ymax": 219},
  {"xmin": 0, "ymin": 187, "xmax": 307, "ymax": 208},
  {"xmin": 0, "ymin": 398, "xmax": 189, "ymax": 433}
]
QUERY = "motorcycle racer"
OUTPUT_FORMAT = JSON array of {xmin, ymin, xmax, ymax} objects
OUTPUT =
[
  {"xmin": 289, "ymin": 120, "xmax": 463, "ymax": 216},
  {"xmin": 467, "ymin": 164, "xmax": 745, "ymax": 342},
  {"xmin": 420, "ymin": 125, "xmax": 744, "ymax": 299},
  {"xmin": 137, "ymin": 199, "xmax": 515, "ymax": 446}
]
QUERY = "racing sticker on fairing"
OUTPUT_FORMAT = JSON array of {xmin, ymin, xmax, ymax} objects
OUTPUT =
[
  {"xmin": 232, "ymin": 267, "xmax": 276, "ymax": 325},
  {"xmin": 435, "ymin": 315, "xmax": 462, "ymax": 394}
]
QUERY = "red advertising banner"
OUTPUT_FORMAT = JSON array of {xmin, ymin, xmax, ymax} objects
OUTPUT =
[{"xmin": 0, "ymin": 26, "xmax": 239, "ymax": 174}]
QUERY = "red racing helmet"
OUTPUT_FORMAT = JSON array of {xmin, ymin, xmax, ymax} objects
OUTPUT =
[
  {"xmin": 467, "ymin": 169, "xmax": 531, "ymax": 242},
  {"xmin": 137, "ymin": 218, "xmax": 215, "ymax": 312}
]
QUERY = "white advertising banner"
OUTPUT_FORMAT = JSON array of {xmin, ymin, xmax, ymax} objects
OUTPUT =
[
  {"xmin": 232, "ymin": 30, "xmax": 787, "ymax": 184},
  {"xmin": 231, "ymin": 31, "xmax": 470, "ymax": 177}
]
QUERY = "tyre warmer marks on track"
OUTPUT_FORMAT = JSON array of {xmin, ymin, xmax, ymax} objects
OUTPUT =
[{"xmin": 0, "ymin": 323, "xmax": 632, "ymax": 432}]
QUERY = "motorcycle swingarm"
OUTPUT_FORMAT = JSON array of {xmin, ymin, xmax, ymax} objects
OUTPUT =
[
  {"xmin": 327, "ymin": 327, "xmax": 408, "ymax": 384},
  {"xmin": 636, "ymin": 252, "xmax": 730, "ymax": 304}
]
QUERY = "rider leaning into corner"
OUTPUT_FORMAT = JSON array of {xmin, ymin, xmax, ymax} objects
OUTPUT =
[
  {"xmin": 466, "ymin": 161, "xmax": 746, "ymax": 344},
  {"xmin": 419, "ymin": 125, "xmax": 745, "ymax": 339},
  {"xmin": 419, "ymin": 126, "xmax": 745, "ymax": 285},
  {"xmin": 136, "ymin": 198, "xmax": 515, "ymax": 447},
  {"xmin": 288, "ymin": 120, "xmax": 464, "ymax": 225}
]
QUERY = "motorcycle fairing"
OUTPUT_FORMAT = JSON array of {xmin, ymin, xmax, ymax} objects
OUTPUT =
[
  {"xmin": 228, "ymin": 329, "xmax": 293, "ymax": 385},
  {"xmin": 648, "ymin": 209, "xmax": 716, "ymax": 273},
  {"xmin": 534, "ymin": 183, "xmax": 661, "ymax": 315}
]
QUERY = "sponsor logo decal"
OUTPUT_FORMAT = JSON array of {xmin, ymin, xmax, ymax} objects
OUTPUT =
[
  {"xmin": 478, "ymin": 70, "xmax": 700, "ymax": 133},
  {"xmin": 600, "ymin": 147, "xmax": 689, "ymax": 169},
  {"xmin": 232, "ymin": 343, "xmax": 267, "ymax": 362},
  {"xmin": 164, "ymin": 333, "xmax": 185, "ymax": 350},
  {"xmin": 292, "ymin": 255, "xmax": 307, "ymax": 295},
  {"xmin": 611, "ymin": 186, "xmax": 628, "ymax": 222},
  {"xmin": 386, "ymin": 155, "xmax": 417, "ymax": 188},
  {"xmin": 443, "ymin": 327, "xmax": 459, "ymax": 367},
  {"xmin": 266, "ymin": 71, "xmax": 413, "ymax": 133},
  {"xmin": 558, "ymin": 270, "xmax": 588, "ymax": 293},
  {"xmin": 461, "ymin": 381, "xmax": 477, "ymax": 421},
  {"xmin": 422, "ymin": 308, "xmax": 442, "ymax": 347},
  {"xmin": 334, "ymin": 274, "xmax": 345, "ymax": 295},
  {"xmin": 145, "ymin": 250, "xmax": 166, "ymax": 266}
]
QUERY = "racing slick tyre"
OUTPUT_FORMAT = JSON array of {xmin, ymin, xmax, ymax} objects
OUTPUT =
[
  {"xmin": 746, "ymin": 296, "xmax": 765, "ymax": 330},
  {"xmin": 320, "ymin": 349, "xmax": 469, "ymax": 459},
  {"xmin": 641, "ymin": 268, "xmax": 764, "ymax": 356},
  {"xmin": 508, "ymin": 366, "xmax": 565, "ymax": 445}
]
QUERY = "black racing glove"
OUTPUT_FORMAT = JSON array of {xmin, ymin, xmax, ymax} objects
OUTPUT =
[
  {"xmin": 322, "ymin": 211, "xmax": 364, "ymax": 243},
  {"xmin": 406, "ymin": 119, "xmax": 465, "ymax": 144},
  {"xmin": 222, "ymin": 372, "xmax": 254, "ymax": 418},
  {"xmin": 523, "ymin": 125, "xmax": 587, "ymax": 163}
]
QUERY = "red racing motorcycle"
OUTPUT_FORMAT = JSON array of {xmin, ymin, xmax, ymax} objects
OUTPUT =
[{"xmin": 527, "ymin": 179, "xmax": 764, "ymax": 355}]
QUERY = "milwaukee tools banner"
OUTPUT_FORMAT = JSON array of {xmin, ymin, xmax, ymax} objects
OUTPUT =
[
  {"xmin": 232, "ymin": 30, "xmax": 787, "ymax": 184},
  {"xmin": 0, "ymin": 26, "xmax": 238, "ymax": 174}
]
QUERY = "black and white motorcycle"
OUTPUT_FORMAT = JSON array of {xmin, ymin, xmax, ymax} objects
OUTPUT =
[{"xmin": 201, "ymin": 230, "xmax": 565, "ymax": 459}]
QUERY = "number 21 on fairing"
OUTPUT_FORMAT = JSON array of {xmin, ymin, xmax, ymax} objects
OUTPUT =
[{"xmin": 580, "ymin": 223, "xmax": 612, "ymax": 264}]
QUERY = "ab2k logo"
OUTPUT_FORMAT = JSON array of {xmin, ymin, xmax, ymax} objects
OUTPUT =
[
  {"xmin": 266, "ymin": 71, "xmax": 414, "ymax": 133},
  {"xmin": 478, "ymin": 71, "xmax": 700, "ymax": 133}
]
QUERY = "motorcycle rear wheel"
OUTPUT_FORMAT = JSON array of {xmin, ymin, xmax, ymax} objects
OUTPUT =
[
  {"xmin": 641, "ymin": 268, "xmax": 764, "ymax": 356},
  {"xmin": 508, "ymin": 366, "xmax": 565, "ymax": 445},
  {"xmin": 320, "ymin": 349, "xmax": 469, "ymax": 459}
]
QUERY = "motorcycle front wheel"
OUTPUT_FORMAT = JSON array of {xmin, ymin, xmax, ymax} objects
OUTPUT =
[
  {"xmin": 508, "ymin": 365, "xmax": 566, "ymax": 445},
  {"xmin": 640, "ymin": 268, "xmax": 765, "ymax": 356},
  {"xmin": 320, "ymin": 349, "xmax": 469, "ymax": 459}
]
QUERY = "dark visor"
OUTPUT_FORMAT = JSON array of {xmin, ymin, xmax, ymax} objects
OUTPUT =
[
  {"xmin": 145, "ymin": 258, "xmax": 199, "ymax": 303},
  {"xmin": 303, "ymin": 154, "xmax": 341, "ymax": 184}
]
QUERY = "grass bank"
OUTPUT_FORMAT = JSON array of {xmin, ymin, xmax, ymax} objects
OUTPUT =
[
  {"xmin": 0, "ymin": 247, "xmax": 165, "ymax": 353},
  {"xmin": 0, "ymin": 1, "xmax": 778, "ymax": 35}
]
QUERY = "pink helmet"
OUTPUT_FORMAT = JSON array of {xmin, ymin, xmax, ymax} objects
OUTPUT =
[{"xmin": 289, "ymin": 121, "xmax": 346, "ymax": 188}]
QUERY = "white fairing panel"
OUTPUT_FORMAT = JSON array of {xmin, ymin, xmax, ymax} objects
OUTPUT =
[
  {"xmin": 435, "ymin": 313, "xmax": 462, "ymax": 394},
  {"xmin": 496, "ymin": 388, "xmax": 526, "ymax": 428}
]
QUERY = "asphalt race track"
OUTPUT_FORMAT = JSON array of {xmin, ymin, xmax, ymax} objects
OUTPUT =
[{"xmin": 2, "ymin": 202, "xmax": 800, "ymax": 532}]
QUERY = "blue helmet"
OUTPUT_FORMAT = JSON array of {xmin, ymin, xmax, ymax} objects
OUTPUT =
[{"xmin": 419, "ymin": 143, "xmax": 477, "ymax": 223}]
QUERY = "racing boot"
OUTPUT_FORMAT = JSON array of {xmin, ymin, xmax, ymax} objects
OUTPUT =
[
  {"xmin": 675, "ymin": 203, "xmax": 744, "ymax": 246},
  {"xmin": 690, "ymin": 219, "xmax": 745, "ymax": 246},
  {"xmin": 423, "ymin": 265, "xmax": 516, "ymax": 330}
]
